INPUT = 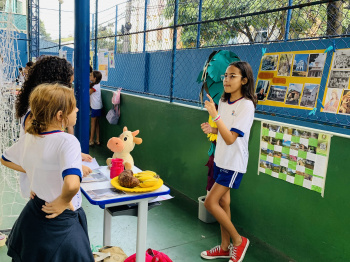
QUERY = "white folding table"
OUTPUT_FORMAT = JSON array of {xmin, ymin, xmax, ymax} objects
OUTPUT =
[{"xmin": 80, "ymin": 166, "xmax": 170, "ymax": 262}]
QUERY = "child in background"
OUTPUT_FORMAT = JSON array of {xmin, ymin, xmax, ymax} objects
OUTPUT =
[
  {"xmin": 89, "ymin": 70, "xmax": 103, "ymax": 146},
  {"xmin": 200, "ymin": 61, "xmax": 256, "ymax": 262},
  {"xmin": 1, "ymin": 83, "xmax": 94, "ymax": 262},
  {"xmin": 15, "ymin": 67, "xmax": 24, "ymax": 84},
  {"xmin": 15, "ymin": 56, "xmax": 93, "ymax": 198}
]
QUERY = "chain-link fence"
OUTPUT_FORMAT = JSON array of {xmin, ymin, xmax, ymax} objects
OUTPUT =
[{"xmin": 36, "ymin": 0, "xmax": 350, "ymax": 134}]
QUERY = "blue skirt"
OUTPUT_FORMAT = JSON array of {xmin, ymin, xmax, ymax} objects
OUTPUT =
[{"xmin": 6, "ymin": 195, "xmax": 94, "ymax": 262}]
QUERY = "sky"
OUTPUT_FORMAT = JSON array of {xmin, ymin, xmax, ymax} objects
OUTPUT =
[{"xmin": 39, "ymin": 0, "xmax": 128, "ymax": 40}]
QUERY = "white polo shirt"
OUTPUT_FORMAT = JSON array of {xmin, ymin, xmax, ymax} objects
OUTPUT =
[
  {"xmin": 3, "ymin": 131, "xmax": 83, "ymax": 210},
  {"xmin": 90, "ymin": 83, "xmax": 103, "ymax": 110},
  {"xmin": 214, "ymin": 97, "xmax": 255, "ymax": 173}
]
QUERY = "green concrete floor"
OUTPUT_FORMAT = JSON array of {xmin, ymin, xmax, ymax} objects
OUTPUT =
[{"xmin": 0, "ymin": 145, "xmax": 295, "ymax": 262}]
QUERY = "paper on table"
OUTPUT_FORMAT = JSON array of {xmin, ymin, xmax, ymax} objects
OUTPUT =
[
  {"xmin": 82, "ymin": 158, "xmax": 100, "ymax": 170},
  {"xmin": 82, "ymin": 170, "xmax": 108, "ymax": 183},
  {"xmin": 149, "ymin": 194, "xmax": 173, "ymax": 203}
]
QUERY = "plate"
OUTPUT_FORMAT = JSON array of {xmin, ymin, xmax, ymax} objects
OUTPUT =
[{"xmin": 111, "ymin": 177, "xmax": 163, "ymax": 193}]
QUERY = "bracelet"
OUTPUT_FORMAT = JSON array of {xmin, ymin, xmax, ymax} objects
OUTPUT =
[{"xmin": 212, "ymin": 114, "xmax": 221, "ymax": 122}]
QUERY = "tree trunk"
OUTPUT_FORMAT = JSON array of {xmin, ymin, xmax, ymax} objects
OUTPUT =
[{"xmin": 327, "ymin": 1, "xmax": 343, "ymax": 36}]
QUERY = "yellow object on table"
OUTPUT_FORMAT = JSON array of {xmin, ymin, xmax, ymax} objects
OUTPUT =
[{"xmin": 111, "ymin": 176, "xmax": 163, "ymax": 193}]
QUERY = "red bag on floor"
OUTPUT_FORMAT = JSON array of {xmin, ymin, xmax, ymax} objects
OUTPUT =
[{"xmin": 124, "ymin": 248, "xmax": 172, "ymax": 262}]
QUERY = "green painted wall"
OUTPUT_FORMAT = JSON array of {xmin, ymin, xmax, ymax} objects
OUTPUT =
[{"xmin": 99, "ymin": 90, "xmax": 350, "ymax": 261}]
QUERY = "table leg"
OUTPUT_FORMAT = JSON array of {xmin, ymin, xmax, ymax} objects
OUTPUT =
[
  {"xmin": 135, "ymin": 200, "xmax": 148, "ymax": 262},
  {"xmin": 103, "ymin": 208, "xmax": 112, "ymax": 246}
]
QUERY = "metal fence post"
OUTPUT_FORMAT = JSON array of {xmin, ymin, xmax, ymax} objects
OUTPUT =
[
  {"xmin": 285, "ymin": 0, "xmax": 293, "ymax": 41},
  {"xmin": 59, "ymin": 2, "xmax": 61, "ymax": 50},
  {"xmin": 143, "ymin": 0, "xmax": 149, "ymax": 92},
  {"xmin": 143, "ymin": 0, "xmax": 148, "ymax": 52},
  {"xmin": 170, "ymin": 0, "xmax": 179, "ymax": 102},
  {"xmin": 74, "ymin": 0, "xmax": 90, "ymax": 153},
  {"xmin": 94, "ymin": 0, "xmax": 98, "ymax": 70},
  {"xmin": 114, "ymin": 5, "xmax": 118, "ymax": 54},
  {"xmin": 196, "ymin": 0, "xmax": 203, "ymax": 48}
]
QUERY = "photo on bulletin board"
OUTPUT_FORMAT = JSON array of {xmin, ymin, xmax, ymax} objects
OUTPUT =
[
  {"xmin": 299, "ymin": 84, "xmax": 320, "ymax": 108},
  {"xmin": 323, "ymin": 88, "xmax": 342, "ymax": 113},
  {"xmin": 307, "ymin": 53, "xmax": 327, "ymax": 77},
  {"xmin": 267, "ymin": 85, "xmax": 287, "ymax": 102},
  {"xmin": 258, "ymin": 122, "xmax": 332, "ymax": 197},
  {"xmin": 338, "ymin": 89, "xmax": 350, "ymax": 115},
  {"xmin": 331, "ymin": 49, "xmax": 350, "ymax": 69},
  {"xmin": 292, "ymin": 54, "xmax": 309, "ymax": 77},
  {"xmin": 277, "ymin": 53, "xmax": 293, "ymax": 76},
  {"xmin": 285, "ymin": 83, "xmax": 303, "ymax": 105},
  {"xmin": 327, "ymin": 70, "xmax": 350, "ymax": 89},
  {"xmin": 255, "ymin": 80, "xmax": 270, "ymax": 101},
  {"xmin": 261, "ymin": 55, "xmax": 279, "ymax": 71}
]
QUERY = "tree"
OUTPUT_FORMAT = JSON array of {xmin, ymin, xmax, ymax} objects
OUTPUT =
[
  {"xmin": 327, "ymin": 1, "xmax": 343, "ymax": 35},
  {"xmin": 91, "ymin": 26, "xmax": 123, "ymax": 51},
  {"xmin": 164, "ymin": 0, "xmax": 350, "ymax": 48},
  {"xmin": 40, "ymin": 20, "xmax": 51, "ymax": 40}
]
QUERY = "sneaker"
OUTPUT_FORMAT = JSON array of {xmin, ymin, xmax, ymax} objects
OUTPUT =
[
  {"xmin": 229, "ymin": 236, "xmax": 250, "ymax": 262},
  {"xmin": 201, "ymin": 245, "xmax": 231, "ymax": 259}
]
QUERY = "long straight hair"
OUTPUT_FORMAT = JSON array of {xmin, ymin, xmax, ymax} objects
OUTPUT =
[{"xmin": 221, "ymin": 61, "xmax": 257, "ymax": 108}]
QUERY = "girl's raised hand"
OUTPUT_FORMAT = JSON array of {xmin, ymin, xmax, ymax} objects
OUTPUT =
[
  {"xmin": 204, "ymin": 94, "xmax": 217, "ymax": 118},
  {"xmin": 201, "ymin": 122, "xmax": 213, "ymax": 134}
]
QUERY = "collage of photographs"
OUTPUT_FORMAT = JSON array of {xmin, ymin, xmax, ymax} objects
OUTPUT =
[
  {"xmin": 259, "ymin": 123, "xmax": 330, "ymax": 194},
  {"xmin": 256, "ymin": 52, "xmax": 326, "ymax": 109},
  {"xmin": 323, "ymin": 49, "xmax": 350, "ymax": 114}
]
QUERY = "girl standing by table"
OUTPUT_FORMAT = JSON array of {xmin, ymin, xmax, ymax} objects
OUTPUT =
[{"xmin": 2, "ymin": 83, "xmax": 94, "ymax": 262}]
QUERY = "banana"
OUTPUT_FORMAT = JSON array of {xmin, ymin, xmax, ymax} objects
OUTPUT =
[
  {"xmin": 136, "ymin": 170, "xmax": 157, "ymax": 176},
  {"xmin": 139, "ymin": 177, "xmax": 159, "ymax": 188},
  {"xmin": 134, "ymin": 171, "xmax": 159, "ymax": 182}
]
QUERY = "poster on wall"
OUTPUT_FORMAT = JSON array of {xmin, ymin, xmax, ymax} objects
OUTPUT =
[
  {"xmin": 109, "ymin": 51, "xmax": 115, "ymax": 68},
  {"xmin": 98, "ymin": 49, "xmax": 109, "ymax": 81},
  {"xmin": 256, "ymin": 50, "xmax": 327, "ymax": 110},
  {"xmin": 258, "ymin": 122, "xmax": 331, "ymax": 197},
  {"xmin": 322, "ymin": 48, "xmax": 350, "ymax": 114}
]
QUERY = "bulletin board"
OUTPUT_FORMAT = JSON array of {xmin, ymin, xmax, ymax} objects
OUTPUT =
[
  {"xmin": 255, "ymin": 50, "xmax": 327, "ymax": 110},
  {"xmin": 258, "ymin": 121, "xmax": 331, "ymax": 197},
  {"xmin": 321, "ymin": 48, "xmax": 350, "ymax": 115}
]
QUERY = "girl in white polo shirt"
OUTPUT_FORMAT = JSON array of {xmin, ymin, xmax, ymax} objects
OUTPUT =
[
  {"xmin": 1, "ymin": 83, "xmax": 94, "ymax": 262},
  {"xmin": 200, "ymin": 61, "xmax": 256, "ymax": 262},
  {"xmin": 89, "ymin": 70, "xmax": 103, "ymax": 146}
]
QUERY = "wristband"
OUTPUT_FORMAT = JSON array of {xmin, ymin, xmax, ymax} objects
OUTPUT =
[{"xmin": 212, "ymin": 114, "xmax": 221, "ymax": 122}]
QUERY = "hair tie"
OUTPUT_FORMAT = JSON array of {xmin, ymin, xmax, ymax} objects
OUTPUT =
[{"xmin": 31, "ymin": 119, "xmax": 40, "ymax": 127}]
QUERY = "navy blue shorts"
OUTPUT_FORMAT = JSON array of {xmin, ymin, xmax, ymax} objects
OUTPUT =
[
  {"xmin": 91, "ymin": 108, "xmax": 102, "ymax": 117},
  {"xmin": 213, "ymin": 163, "xmax": 244, "ymax": 189}
]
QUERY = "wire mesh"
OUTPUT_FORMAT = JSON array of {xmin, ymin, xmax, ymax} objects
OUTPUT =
[{"xmin": 35, "ymin": 0, "xmax": 350, "ymax": 134}]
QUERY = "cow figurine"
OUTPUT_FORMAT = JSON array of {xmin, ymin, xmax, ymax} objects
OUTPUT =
[{"xmin": 106, "ymin": 126, "xmax": 143, "ymax": 170}]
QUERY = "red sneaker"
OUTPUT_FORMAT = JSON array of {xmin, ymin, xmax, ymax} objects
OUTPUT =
[
  {"xmin": 200, "ymin": 245, "xmax": 231, "ymax": 259},
  {"xmin": 229, "ymin": 236, "xmax": 250, "ymax": 262}
]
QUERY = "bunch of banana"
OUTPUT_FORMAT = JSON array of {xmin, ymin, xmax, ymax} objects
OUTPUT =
[{"xmin": 134, "ymin": 170, "xmax": 160, "ymax": 188}]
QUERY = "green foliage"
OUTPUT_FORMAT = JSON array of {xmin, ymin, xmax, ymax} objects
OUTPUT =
[
  {"xmin": 96, "ymin": 26, "xmax": 116, "ymax": 51},
  {"xmin": 164, "ymin": 0, "xmax": 350, "ymax": 48},
  {"xmin": 40, "ymin": 20, "xmax": 51, "ymax": 40}
]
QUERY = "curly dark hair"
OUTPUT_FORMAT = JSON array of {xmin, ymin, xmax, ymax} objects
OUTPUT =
[{"xmin": 15, "ymin": 56, "xmax": 73, "ymax": 119}]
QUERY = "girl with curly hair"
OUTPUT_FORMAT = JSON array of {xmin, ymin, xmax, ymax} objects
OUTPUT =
[{"xmin": 15, "ymin": 56, "xmax": 93, "ymax": 198}]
